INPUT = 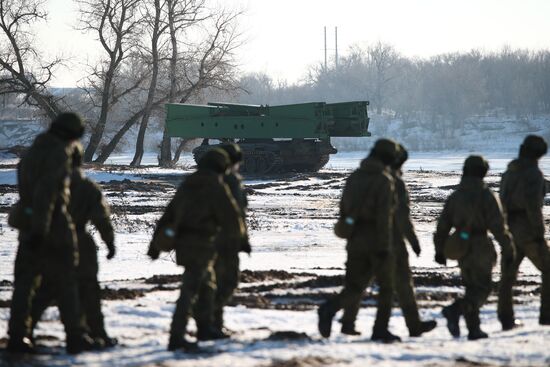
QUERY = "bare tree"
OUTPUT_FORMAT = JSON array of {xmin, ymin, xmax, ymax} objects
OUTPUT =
[
  {"xmin": 130, "ymin": 0, "xmax": 168, "ymax": 166},
  {"xmin": 0, "ymin": 0, "xmax": 63, "ymax": 119},
  {"xmin": 127, "ymin": 2, "xmax": 241, "ymax": 166},
  {"xmin": 77, "ymin": 0, "xmax": 141, "ymax": 161},
  {"xmin": 163, "ymin": 8, "xmax": 242, "ymax": 166},
  {"xmin": 366, "ymin": 41, "xmax": 400, "ymax": 114},
  {"xmin": 158, "ymin": 0, "xmax": 206, "ymax": 167}
]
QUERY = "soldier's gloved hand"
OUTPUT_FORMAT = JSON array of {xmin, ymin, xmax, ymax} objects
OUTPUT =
[
  {"xmin": 409, "ymin": 237, "xmax": 421, "ymax": 257},
  {"xmin": 435, "ymin": 252, "xmax": 447, "ymax": 266},
  {"xmin": 240, "ymin": 236, "xmax": 252, "ymax": 255},
  {"xmin": 106, "ymin": 243, "xmax": 116, "ymax": 260},
  {"xmin": 29, "ymin": 233, "xmax": 45, "ymax": 250},
  {"xmin": 147, "ymin": 244, "xmax": 160, "ymax": 260}
]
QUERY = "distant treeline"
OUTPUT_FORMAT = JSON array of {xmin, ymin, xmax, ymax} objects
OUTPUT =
[{"xmin": 236, "ymin": 43, "xmax": 550, "ymax": 124}]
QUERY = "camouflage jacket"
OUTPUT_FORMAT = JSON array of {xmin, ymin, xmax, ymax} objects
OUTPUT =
[
  {"xmin": 434, "ymin": 176, "xmax": 513, "ymax": 255},
  {"xmin": 500, "ymin": 158, "xmax": 546, "ymax": 240},
  {"xmin": 17, "ymin": 132, "xmax": 74, "ymax": 237},
  {"xmin": 224, "ymin": 171, "xmax": 248, "ymax": 215},
  {"xmin": 69, "ymin": 169, "xmax": 114, "ymax": 248},
  {"xmin": 392, "ymin": 169, "xmax": 419, "ymax": 250},
  {"xmin": 339, "ymin": 157, "xmax": 395, "ymax": 253},
  {"xmin": 154, "ymin": 169, "xmax": 245, "ymax": 255}
]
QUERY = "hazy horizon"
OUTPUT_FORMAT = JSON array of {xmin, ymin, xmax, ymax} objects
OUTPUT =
[{"xmin": 36, "ymin": 0, "xmax": 550, "ymax": 87}]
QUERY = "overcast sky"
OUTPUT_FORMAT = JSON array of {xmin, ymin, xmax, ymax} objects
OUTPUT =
[{"xmin": 39, "ymin": 0, "xmax": 550, "ymax": 87}]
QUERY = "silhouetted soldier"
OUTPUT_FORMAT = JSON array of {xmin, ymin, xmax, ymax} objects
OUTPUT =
[
  {"xmin": 318, "ymin": 139, "xmax": 400, "ymax": 342},
  {"xmin": 498, "ymin": 135, "xmax": 550, "ymax": 329},
  {"xmin": 434, "ymin": 156, "xmax": 515, "ymax": 340},
  {"xmin": 7, "ymin": 112, "xmax": 95, "ymax": 354},
  {"xmin": 148, "ymin": 148, "xmax": 245, "ymax": 351},
  {"xmin": 29, "ymin": 144, "xmax": 117, "ymax": 348},
  {"xmin": 340, "ymin": 144, "xmax": 436, "ymax": 337},
  {"xmin": 194, "ymin": 143, "xmax": 250, "ymax": 340}
]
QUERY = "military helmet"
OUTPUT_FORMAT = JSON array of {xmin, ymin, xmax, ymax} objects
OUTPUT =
[
  {"xmin": 220, "ymin": 143, "xmax": 243, "ymax": 164},
  {"xmin": 519, "ymin": 135, "xmax": 547, "ymax": 159},
  {"xmin": 371, "ymin": 138, "xmax": 399, "ymax": 165},
  {"xmin": 393, "ymin": 143, "xmax": 409, "ymax": 169},
  {"xmin": 71, "ymin": 143, "xmax": 84, "ymax": 168},
  {"xmin": 463, "ymin": 155, "xmax": 489, "ymax": 178},
  {"xmin": 50, "ymin": 112, "xmax": 85, "ymax": 140},
  {"xmin": 197, "ymin": 148, "xmax": 230, "ymax": 174}
]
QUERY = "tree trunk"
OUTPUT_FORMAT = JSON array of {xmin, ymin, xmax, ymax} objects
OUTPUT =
[
  {"xmin": 171, "ymin": 139, "xmax": 188, "ymax": 165},
  {"xmin": 84, "ymin": 69, "xmax": 115, "ymax": 162},
  {"xmin": 159, "ymin": 130, "xmax": 172, "ymax": 167},
  {"xmin": 94, "ymin": 117, "xmax": 139, "ymax": 164},
  {"xmin": 130, "ymin": 1, "xmax": 161, "ymax": 167},
  {"xmin": 158, "ymin": 0, "xmax": 180, "ymax": 168}
]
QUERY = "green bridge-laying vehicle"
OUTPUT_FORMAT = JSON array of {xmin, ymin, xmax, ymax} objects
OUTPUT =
[{"xmin": 165, "ymin": 101, "xmax": 371, "ymax": 174}]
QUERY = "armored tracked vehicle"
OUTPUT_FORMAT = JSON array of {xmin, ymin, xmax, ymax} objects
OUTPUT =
[{"xmin": 165, "ymin": 101, "xmax": 371, "ymax": 174}]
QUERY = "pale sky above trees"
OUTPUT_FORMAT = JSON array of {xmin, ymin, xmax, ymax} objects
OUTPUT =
[{"xmin": 38, "ymin": 0, "xmax": 550, "ymax": 87}]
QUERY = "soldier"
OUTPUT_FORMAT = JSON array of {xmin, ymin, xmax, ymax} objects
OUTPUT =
[
  {"xmin": 340, "ymin": 144, "xmax": 436, "ymax": 337},
  {"xmin": 29, "ymin": 144, "xmax": 117, "ymax": 348},
  {"xmin": 318, "ymin": 138, "xmax": 400, "ymax": 342},
  {"xmin": 498, "ymin": 135, "xmax": 550, "ymax": 329},
  {"xmin": 7, "ymin": 112, "xmax": 95, "ymax": 354},
  {"xmin": 434, "ymin": 155, "xmax": 515, "ymax": 340},
  {"xmin": 147, "ymin": 148, "xmax": 245, "ymax": 352},
  {"xmin": 194, "ymin": 143, "xmax": 250, "ymax": 341}
]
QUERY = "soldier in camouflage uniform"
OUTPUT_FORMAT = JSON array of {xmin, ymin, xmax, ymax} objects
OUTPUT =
[
  {"xmin": 318, "ymin": 139, "xmax": 400, "ymax": 342},
  {"xmin": 194, "ymin": 143, "xmax": 250, "ymax": 340},
  {"xmin": 340, "ymin": 144, "xmax": 436, "ymax": 337},
  {"xmin": 29, "ymin": 144, "xmax": 117, "ymax": 348},
  {"xmin": 434, "ymin": 155, "xmax": 515, "ymax": 340},
  {"xmin": 498, "ymin": 135, "xmax": 550, "ymax": 329},
  {"xmin": 7, "ymin": 112, "xmax": 95, "ymax": 354},
  {"xmin": 148, "ymin": 148, "xmax": 245, "ymax": 351}
]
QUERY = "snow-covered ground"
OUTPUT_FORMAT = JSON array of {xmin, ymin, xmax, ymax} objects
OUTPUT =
[{"xmin": 0, "ymin": 152, "xmax": 549, "ymax": 366}]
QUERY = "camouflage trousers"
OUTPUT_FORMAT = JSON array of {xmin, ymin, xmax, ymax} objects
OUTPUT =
[
  {"xmin": 30, "ymin": 233, "xmax": 107, "ymax": 339},
  {"xmin": 194, "ymin": 250, "xmax": 240, "ymax": 331},
  {"xmin": 452, "ymin": 237, "xmax": 496, "ymax": 332},
  {"xmin": 498, "ymin": 238, "xmax": 550, "ymax": 324},
  {"xmin": 170, "ymin": 252, "xmax": 216, "ymax": 339},
  {"xmin": 342, "ymin": 240, "xmax": 423, "ymax": 335},
  {"xmin": 8, "ymin": 233, "xmax": 82, "ymax": 341},
  {"xmin": 328, "ymin": 247, "xmax": 395, "ymax": 333}
]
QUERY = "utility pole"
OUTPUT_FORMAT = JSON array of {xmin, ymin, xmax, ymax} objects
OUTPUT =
[
  {"xmin": 335, "ymin": 26, "xmax": 338, "ymax": 69},
  {"xmin": 324, "ymin": 26, "xmax": 327, "ymax": 71}
]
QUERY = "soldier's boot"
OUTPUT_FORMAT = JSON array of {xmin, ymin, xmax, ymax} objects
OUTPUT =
[
  {"xmin": 196, "ymin": 325, "xmax": 231, "ymax": 341},
  {"xmin": 409, "ymin": 320, "xmax": 437, "ymax": 337},
  {"xmin": 66, "ymin": 333, "xmax": 99, "ymax": 355},
  {"xmin": 318, "ymin": 300, "xmax": 337, "ymax": 338},
  {"xmin": 501, "ymin": 318, "xmax": 523, "ymax": 331},
  {"xmin": 6, "ymin": 337, "xmax": 34, "ymax": 354},
  {"xmin": 92, "ymin": 331, "xmax": 118, "ymax": 348},
  {"xmin": 341, "ymin": 321, "xmax": 361, "ymax": 336},
  {"xmin": 212, "ymin": 308, "xmax": 235, "ymax": 335},
  {"xmin": 464, "ymin": 310, "xmax": 488, "ymax": 341},
  {"xmin": 168, "ymin": 335, "xmax": 199, "ymax": 352},
  {"xmin": 442, "ymin": 301, "xmax": 461, "ymax": 338},
  {"xmin": 371, "ymin": 328, "xmax": 401, "ymax": 343}
]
